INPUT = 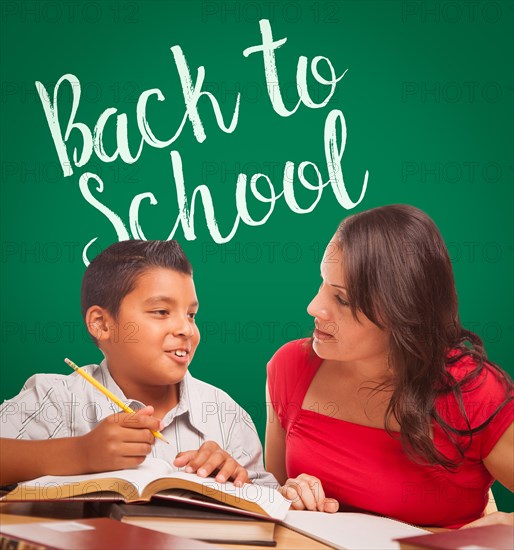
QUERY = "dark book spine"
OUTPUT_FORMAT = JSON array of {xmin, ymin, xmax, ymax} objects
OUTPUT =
[{"xmin": 84, "ymin": 501, "xmax": 122, "ymax": 521}]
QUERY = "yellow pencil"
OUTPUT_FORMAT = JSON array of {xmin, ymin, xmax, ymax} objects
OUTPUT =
[{"xmin": 64, "ymin": 358, "xmax": 169, "ymax": 444}]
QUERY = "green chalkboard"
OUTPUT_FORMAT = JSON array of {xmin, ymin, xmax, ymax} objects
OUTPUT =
[{"xmin": 1, "ymin": 1, "xmax": 512, "ymax": 511}]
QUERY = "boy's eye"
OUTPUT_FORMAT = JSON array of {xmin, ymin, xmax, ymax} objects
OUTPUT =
[
  {"xmin": 335, "ymin": 295, "xmax": 350, "ymax": 307},
  {"xmin": 152, "ymin": 309, "xmax": 169, "ymax": 316}
]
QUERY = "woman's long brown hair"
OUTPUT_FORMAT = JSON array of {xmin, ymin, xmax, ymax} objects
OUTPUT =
[{"xmin": 336, "ymin": 204, "xmax": 512, "ymax": 469}]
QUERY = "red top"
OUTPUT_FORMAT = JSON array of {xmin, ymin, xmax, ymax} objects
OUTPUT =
[{"xmin": 267, "ymin": 339, "xmax": 513, "ymax": 528}]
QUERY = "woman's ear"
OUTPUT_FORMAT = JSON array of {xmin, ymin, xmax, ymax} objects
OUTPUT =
[{"xmin": 85, "ymin": 305, "xmax": 114, "ymax": 343}]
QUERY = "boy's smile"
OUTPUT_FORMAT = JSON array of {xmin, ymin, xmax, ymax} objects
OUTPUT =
[{"xmin": 96, "ymin": 267, "xmax": 200, "ymax": 408}]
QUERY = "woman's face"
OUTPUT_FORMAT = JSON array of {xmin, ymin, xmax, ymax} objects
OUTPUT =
[{"xmin": 307, "ymin": 239, "xmax": 390, "ymax": 366}]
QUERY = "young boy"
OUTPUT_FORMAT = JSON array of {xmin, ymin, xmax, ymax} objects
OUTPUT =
[{"xmin": 0, "ymin": 240, "xmax": 276, "ymax": 489}]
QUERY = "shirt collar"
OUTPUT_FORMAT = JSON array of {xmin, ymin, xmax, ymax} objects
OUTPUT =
[
  {"xmin": 98, "ymin": 360, "xmax": 210, "ymax": 438},
  {"xmin": 97, "ymin": 359, "xmax": 144, "ymax": 410}
]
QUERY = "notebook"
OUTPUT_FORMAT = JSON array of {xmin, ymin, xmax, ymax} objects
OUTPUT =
[{"xmin": 281, "ymin": 510, "xmax": 430, "ymax": 549}]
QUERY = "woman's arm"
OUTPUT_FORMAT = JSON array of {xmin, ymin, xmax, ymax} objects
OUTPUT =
[
  {"xmin": 265, "ymin": 383, "xmax": 288, "ymax": 485},
  {"xmin": 265, "ymin": 381, "xmax": 339, "ymax": 512},
  {"xmin": 483, "ymin": 422, "xmax": 514, "ymax": 491},
  {"xmin": 461, "ymin": 421, "xmax": 514, "ymax": 528}
]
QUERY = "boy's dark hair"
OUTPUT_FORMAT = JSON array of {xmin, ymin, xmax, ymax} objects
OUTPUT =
[{"xmin": 81, "ymin": 240, "xmax": 192, "ymax": 326}]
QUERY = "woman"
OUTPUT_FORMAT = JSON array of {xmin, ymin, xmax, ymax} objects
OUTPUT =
[{"xmin": 265, "ymin": 205, "xmax": 513, "ymax": 528}]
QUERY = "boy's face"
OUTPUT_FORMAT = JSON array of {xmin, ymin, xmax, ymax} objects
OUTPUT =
[{"xmin": 101, "ymin": 267, "xmax": 200, "ymax": 388}]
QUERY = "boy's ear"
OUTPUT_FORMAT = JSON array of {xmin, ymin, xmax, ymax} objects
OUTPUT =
[{"xmin": 85, "ymin": 306, "xmax": 114, "ymax": 342}]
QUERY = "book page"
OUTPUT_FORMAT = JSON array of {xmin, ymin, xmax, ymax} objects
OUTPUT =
[
  {"xmin": 282, "ymin": 511, "xmax": 429, "ymax": 550},
  {"xmin": 154, "ymin": 488, "xmax": 281, "ymax": 520},
  {"xmin": 7, "ymin": 457, "xmax": 174, "ymax": 500},
  {"xmin": 149, "ymin": 472, "xmax": 291, "ymax": 520}
]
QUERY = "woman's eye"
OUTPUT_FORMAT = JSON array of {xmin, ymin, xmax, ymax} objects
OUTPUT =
[
  {"xmin": 188, "ymin": 312, "xmax": 197, "ymax": 320},
  {"xmin": 335, "ymin": 295, "xmax": 350, "ymax": 307},
  {"xmin": 153, "ymin": 310, "xmax": 169, "ymax": 316}
]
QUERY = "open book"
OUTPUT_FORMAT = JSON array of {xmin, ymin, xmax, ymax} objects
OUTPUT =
[{"xmin": 1, "ymin": 457, "xmax": 290, "ymax": 521}]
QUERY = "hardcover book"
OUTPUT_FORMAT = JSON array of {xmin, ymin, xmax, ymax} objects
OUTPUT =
[
  {"xmin": 0, "ymin": 458, "xmax": 289, "ymax": 521},
  {"xmin": 0, "ymin": 517, "xmax": 218, "ymax": 550},
  {"xmin": 99, "ymin": 500, "xmax": 277, "ymax": 546},
  {"xmin": 395, "ymin": 524, "xmax": 514, "ymax": 550}
]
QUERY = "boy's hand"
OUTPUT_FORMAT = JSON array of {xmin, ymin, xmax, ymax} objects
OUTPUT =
[
  {"xmin": 279, "ymin": 474, "xmax": 339, "ymax": 512},
  {"xmin": 78, "ymin": 405, "xmax": 162, "ymax": 473},
  {"xmin": 173, "ymin": 440, "xmax": 249, "ymax": 486}
]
